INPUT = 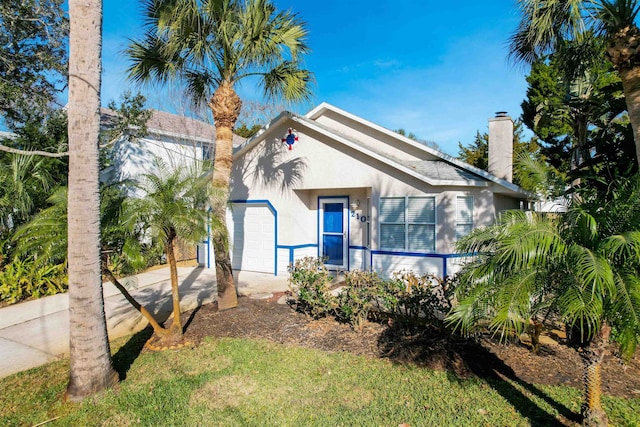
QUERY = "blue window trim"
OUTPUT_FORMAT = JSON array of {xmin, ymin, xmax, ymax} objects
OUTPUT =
[
  {"xmin": 317, "ymin": 196, "xmax": 350, "ymax": 270},
  {"xmin": 349, "ymin": 245, "xmax": 367, "ymax": 250},
  {"xmin": 277, "ymin": 244, "xmax": 319, "ymax": 266},
  {"xmin": 229, "ymin": 199, "xmax": 279, "ymax": 276}
]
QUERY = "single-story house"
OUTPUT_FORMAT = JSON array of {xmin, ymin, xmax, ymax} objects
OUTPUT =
[{"xmin": 223, "ymin": 103, "xmax": 532, "ymax": 278}]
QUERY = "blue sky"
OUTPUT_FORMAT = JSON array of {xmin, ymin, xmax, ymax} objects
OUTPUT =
[{"xmin": 102, "ymin": 0, "xmax": 529, "ymax": 155}]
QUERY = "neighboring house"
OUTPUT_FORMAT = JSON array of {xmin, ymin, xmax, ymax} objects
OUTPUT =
[
  {"xmin": 101, "ymin": 108, "xmax": 245, "ymax": 186},
  {"xmin": 100, "ymin": 108, "xmax": 245, "ymax": 262},
  {"xmin": 225, "ymin": 103, "xmax": 533, "ymax": 278}
]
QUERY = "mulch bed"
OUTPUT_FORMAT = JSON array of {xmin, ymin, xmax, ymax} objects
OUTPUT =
[{"xmin": 179, "ymin": 293, "xmax": 640, "ymax": 400}]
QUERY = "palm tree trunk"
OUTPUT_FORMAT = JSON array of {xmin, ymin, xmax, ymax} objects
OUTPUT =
[
  {"xmin": 580, "ymin": 322, "xmax": 611, "ymax": 427},
  {"xmin": 209, "ymin": 82, "xmax": 241, "ymax": 310},
  {"xmin": 102, "ymin": 266, "xmax": 169, "ymax": 337},
  {"xmin": 617, "ymin": 67, "xmax": 640, "ymax": 168},
  {"xmin": 65, "ymin": 0, "xmax": 118, "ymax": 401},
  {"xmin": 608, "ymin": 25, "xmax": 640, "ymax": 168},
  {"xmin": 165, "ymin": 235, "xmax": 183, "ymax": 335}
]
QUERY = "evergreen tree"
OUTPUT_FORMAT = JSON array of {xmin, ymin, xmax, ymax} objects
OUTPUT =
[
  {"xmin": 521, "ymin": 42, "xmax": 636, "ymax": 195},
  {"xmin": 0, "ymin": 0, "xmax": 67, "ymax": 127}
]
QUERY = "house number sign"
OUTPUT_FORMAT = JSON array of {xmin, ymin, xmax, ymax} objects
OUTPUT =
[{"xmin": 351, "ymin": 212, "xmax": 367, "ymax": 222}]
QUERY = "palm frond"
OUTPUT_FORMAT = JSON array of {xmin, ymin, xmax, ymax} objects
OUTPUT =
[
  {"xmin": 509, "ymin": 0, "xmax": 588, "ymax": 65},
  {"xmin": 568, "ymin": 244, "xmax": 616, "ymax": 297},
  {"xmin": 127, "ymin": 0, "xmax": 313, "ymax": 112},
  {"xmin": 559, "ymin": 282, "xmax": 605, "ymax": 340},
  {"xmin": 127, "ymin": 156, "xmax": 215, "ymax": 248},
  {"xmin": 13, "ymin": 187, "xmax": 68, "ymax": 265},
  {"xmin": 596, "ymin": 0, "xmax": 640, "ymax": 33},
  {"xmin": 609, "ymin": 271, "xmax": 640, "ymax": 359},
  {"xmin": 259, "ymin": 62, "xmax": 313, "ymax": 104},
  {"xmin": 489, "ymin": 270, "xmax": 541, "ymax": 340}
]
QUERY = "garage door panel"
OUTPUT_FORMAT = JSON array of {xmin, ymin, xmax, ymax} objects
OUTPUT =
[{"xmin": 229, "ymin": 204, "xmax": 275, "ymax": 273}]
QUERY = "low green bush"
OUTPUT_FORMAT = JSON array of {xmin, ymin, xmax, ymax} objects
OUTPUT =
[
  {"xmin": 288, "ymin": 258, "xmax": 456, "ymax": 331},
  {"xmin": 0, "ymin": 257, "xmax": 67, "ymax": 304},
  {"xmin": 380, "ymin": 271, "xmax": 455, "ymax": 327},
  {"xmin": 336, "ymin": 270, "xmax": 383, "ymax": 330},
  {"xmin": 288, "ymin": 257, "xmax": 335, "ymax": 318}
]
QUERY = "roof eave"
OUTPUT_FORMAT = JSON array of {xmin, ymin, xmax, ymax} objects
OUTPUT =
[{"xmin": 303, "ymin": 102, "xmax": 535, "ymax": 197}]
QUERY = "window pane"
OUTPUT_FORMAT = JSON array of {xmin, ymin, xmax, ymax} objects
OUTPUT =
[
  {"xmin": 456, "ymin": 196, "xmax": 473, "ymax": 223},
  {"xmin": 380, "ymin": 224, "xmax": 405, "ymax": 250},
  {"xmin": 408, "ymin": 224, "xmax": 435, "ymax": 252},
  {"xmin": 408, "ymin": 197, "xmax": 435, "ymax": 223},
  {"xmin": 456, "ymin": 224, "xmax": 473, "ymax": 240},
  {"xmin": 380, "ymin": 198, "xmax": 405, "ymax": 223},
  {"xmin": 323, "ymin": 203, "xmax": 343, "ymax": 233},
  {"xmin": 323, "ymin": 235, "xmax": 344, "ymax": 265}
]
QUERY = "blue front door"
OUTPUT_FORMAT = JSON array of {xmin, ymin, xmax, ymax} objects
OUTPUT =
[{"xmin": 320, "ymin": 198, "xmax": 348, "ymax": 269}]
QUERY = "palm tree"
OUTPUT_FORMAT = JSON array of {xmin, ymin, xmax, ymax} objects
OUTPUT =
[
  {"xmin": 126, "ymin": 0, "xmax": 312, "ymax": 309},
  {"xmin": 16, "ymin": 159, "xmax": 216, "ymax": 346},
  {"xmin": 123, "ymin": 158, "xmax": 213, "ymax": 344},
  {"xmin": 510, "ymin": 0, "xmax": 640, "ymax": 167},
  {"xmin": 65, "ymin": 0, "xmax": 118, "ymax": 400},
  {"xmin": 447, "ymin": 177, "xmax": 640, "ymax": 427},
  {"xmin": 0, "ymin": 154, "xmax": 53, "ymax": 231}
]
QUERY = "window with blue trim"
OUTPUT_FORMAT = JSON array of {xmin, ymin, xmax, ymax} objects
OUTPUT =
[{"xmin": 379, "ymin": 196, "xmax": 435, "ymax": 252}]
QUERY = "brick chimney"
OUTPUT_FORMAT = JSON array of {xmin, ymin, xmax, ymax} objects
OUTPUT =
[{"xmin": 488, "ymin": 111, "xmax": 513, "ymax": 182}]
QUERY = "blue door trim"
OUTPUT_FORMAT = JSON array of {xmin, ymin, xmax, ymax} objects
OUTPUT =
[
  {"xmin": 318, "ymin": 196, "xmax": 350, "ymax": 270},
  {"xmin": 229, "ymin": 199, "xmax": 279, "ymax": 276}
]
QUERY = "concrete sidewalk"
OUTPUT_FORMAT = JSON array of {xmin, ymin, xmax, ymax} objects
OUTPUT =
[{"xmin": 0, "ymin": 267, "xmax": 289, "ymax": 379}]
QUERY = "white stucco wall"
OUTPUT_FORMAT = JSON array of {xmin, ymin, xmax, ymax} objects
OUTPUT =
[{"xmin": 103, "ymin": 133, "xmax": 210, "ymax": 190}]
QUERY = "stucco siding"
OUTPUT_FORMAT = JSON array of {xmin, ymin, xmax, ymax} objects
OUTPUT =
[
  {"xmin": 277, "ymin": 248, "xmax": 290, "ymax": 275},
  {"xmin": 106, "ymin": 134, "xmax": 208, "ymax": 190},
  {"xmin": 349, "ymin": 247, "xmax": 367, "ymax": 271},
  {"xmin": 494, "ymin": 193, "xmax": 522, "ymax": 213},
  {"xmin": 371, "ymin": 254, "xmax": 444, "ymax": 278},
  {"xmin": 231, "ymin": 123, "xmax": 501, "ymax": 257}
]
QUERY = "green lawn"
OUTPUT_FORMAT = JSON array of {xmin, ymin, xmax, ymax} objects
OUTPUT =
[{"xmin": 2, "ymin": 333, "xmax": 639, "ymax": 427}]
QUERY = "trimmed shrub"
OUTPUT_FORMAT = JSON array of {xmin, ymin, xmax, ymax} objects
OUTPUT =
[
  {"xmin": 288, "ymin": 260, "xmax": 456, "ymax": 331},
  {"xmin": 336, "ymin": 270, "xmax": 383, "ymax": 330},
  {"xmin": 288, "ymin": 257, "xmax": 335, "ymax": 318},
  {"xmin": 381, "ymin": 271, "xmax": 454, "ymax": 326}
]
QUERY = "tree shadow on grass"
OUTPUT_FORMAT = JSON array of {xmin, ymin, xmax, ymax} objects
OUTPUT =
[
  {"xmin": 377, "ymin": 324, "xmax": 581, "ymax": 426},
  {"xmin": 112, "ymin": 326, "xmax": 154, "ymax": 381}
]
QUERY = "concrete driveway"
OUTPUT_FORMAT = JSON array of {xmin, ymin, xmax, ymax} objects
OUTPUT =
[{"xmin": 0, "ymin": 267, "xmax": 289, "ymax": 378}]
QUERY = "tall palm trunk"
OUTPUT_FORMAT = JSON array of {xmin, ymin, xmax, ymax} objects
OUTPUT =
[
  {"xmin": 580, "ymin": 322, "xmax": 611, "ymax": 427},
  {"xmin": 209, "ymin": 82, "xmax": 241, "ymax": 310},
  {"xmin": 608, "ymin": 25, "xmax": 640, "ymax": 168},
  {"xmin": 165, "ymin": 234, "xmax": 183, "ymax": 335},
  {"xmin": 65, "ymin": 0, "xmax": 118, "ymax": 400}
]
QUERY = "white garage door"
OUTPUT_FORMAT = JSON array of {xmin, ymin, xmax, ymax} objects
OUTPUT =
[{"xmin": 229, "ymin": 204, "xmax": 275, "ymax": 273}]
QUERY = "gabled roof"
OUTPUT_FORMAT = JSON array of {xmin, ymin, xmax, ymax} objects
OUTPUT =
[
  {"xmin": 101, "ymin": 108, "xmax": 246, "ymax": 146},
  {"xmin": 234, "ymin": 103, "xmax": 532, "ymax": 198}
]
